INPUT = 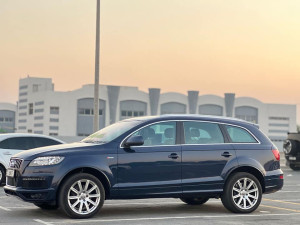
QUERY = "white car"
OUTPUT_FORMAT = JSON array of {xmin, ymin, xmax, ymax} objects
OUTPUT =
[{"xmin": 0, "ymin": 133, "xmax": 64, "ymax": 184}]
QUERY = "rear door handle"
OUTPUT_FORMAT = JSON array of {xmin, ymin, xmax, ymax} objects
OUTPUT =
[
  {"xmin": 168, "ymin": 153, "xmax": 179, "ymax": 159},
  {"xmin": 221, "ymin": 152, "xmax": 232, "ymax": 157}
]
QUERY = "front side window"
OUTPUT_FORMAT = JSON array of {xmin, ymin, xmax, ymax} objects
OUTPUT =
[
  {"xmin": 226, "ymin": 125, "xmax": 257, "ymax": 143},
  {"xmin": 131, "ymin": 121, "xmax": 176, "ymax": 146},
  {"xmin": 82, "ymin": 120, "xmax": 142, "ymax": 144},
  {"xmin": 183, "ymin": 121, "xmax": 224, "ymax": 144},
  {"xmin": 0, "ymin": 137, "xmax": 30, "ymax": 150}
]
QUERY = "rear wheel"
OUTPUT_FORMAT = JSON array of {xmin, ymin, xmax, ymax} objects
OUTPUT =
[
  {"xmin": 290, "ymin": 164, "xmax": 300, "ymax": 171},
  {"xmin": 180, "ymin": 197, "xmax": 209, "ymax": 205},
  {"xmin": 221, "ymin": 172, "xmax": 262, "ymax": 213},
  {"xmin": 59, "ymin": 173, "xmax": 105, "ymax": 219},
  {"xmin": 283, "ymin": 140, "xmax": 299, "ymax": 155},
  {"xmin": 0, "ymin": 166, "xmax": 5, "ymax": 185},
  {"xmin": 34, "ymin": 203, "xmax": 58, "ymax": 210}
]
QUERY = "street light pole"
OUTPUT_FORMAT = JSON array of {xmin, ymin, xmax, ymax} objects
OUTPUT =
[{"xmin": 93, "ymin": 0, "xmax": 100, "ymax": 132}]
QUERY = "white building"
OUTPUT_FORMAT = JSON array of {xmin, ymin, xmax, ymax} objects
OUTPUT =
[
  {"xmin": 0, "ymin": 103, "xmax": 16, "ymax": 133},
  {"xmin": 6, "ymin": 76, "xmax": 298, "ymax": 149}
]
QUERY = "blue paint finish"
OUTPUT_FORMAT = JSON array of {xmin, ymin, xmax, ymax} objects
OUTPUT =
[{"xmin": 4, "ymin": 115, "xmax": 283, "ymax": 204}]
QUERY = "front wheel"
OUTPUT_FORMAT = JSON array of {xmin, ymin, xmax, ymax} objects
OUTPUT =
[
  {"xmin": 59, "ymin": 173, "xmax": 105, "ymax": 219},
  {"xmin": 221, "ymin": 172, "xmax": 262, "ymax": 213},
  {"xmin": 180, "ymin": 197, "xmax": 209, "ymax": 205}
]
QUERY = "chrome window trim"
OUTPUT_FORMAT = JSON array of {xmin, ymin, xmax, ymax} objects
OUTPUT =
[{"xmin": 120, "ymin": 119, "xmax": 261, "ymax": 148}]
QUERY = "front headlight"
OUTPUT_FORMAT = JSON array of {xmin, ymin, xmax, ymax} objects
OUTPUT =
[{"xmin": 29, "ymin": 156, "xmax": 64, "ymax": 167}]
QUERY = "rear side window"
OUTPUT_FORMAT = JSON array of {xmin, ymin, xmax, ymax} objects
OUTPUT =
[
  {"xmin": 226, "ymin": 125, "xmax": 257, "ymax": 143},
  {"xmin": 183, "ymin": 121, "xmax": 224, "ymax": 144}
]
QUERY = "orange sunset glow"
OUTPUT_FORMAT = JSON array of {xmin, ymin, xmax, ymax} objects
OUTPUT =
[{"xmin": 1, "ymin": 0, "xmax": 300, "ymax": 121}]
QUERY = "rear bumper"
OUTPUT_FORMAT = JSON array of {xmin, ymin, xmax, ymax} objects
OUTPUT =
[
  {"xmin": 4, "ymin": 185, "xmax": 56, "ymax": 203},
  {"xmin": 264, "ymin": 169, "xmax": 284, "ymax": 194}
]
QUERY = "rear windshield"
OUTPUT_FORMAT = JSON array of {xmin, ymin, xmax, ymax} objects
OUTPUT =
[{"xmin": 81, "ymin": 120, "xmax": 142, "ymax": 144}]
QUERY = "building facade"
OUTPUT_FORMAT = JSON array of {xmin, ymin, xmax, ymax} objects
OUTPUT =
[
  {"xmin": 9, "ymin": 76, "xmax": 297, "ymax": 149},
  {"xmin": 0, "ymin": 103, "xmax": 16, "ymax": 133}
]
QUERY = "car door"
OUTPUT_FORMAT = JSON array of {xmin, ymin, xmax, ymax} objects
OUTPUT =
[
  {"xmin": 0, "ymin": 137, "xmax": 34, "ymax": 167},
  {"xmin": 117, "ymin": 121, "xmax": 182, "ymax": 197},
  {"xmin": 181, "ymin": 121, "xmax": 238, "ymax": 194}
]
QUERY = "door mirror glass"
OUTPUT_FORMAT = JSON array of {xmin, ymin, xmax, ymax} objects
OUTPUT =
[{"xmin": 124, "ymin": 135, "xmax": 144, "ymax": 147}]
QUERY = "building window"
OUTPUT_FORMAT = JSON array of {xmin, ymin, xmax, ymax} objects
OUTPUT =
[
  {"xmin": 19, "ymin": 112, "xmax": 27, "ymax": 116},
  {"xmin": 35, "ymin": 101, "xmax": 44, "ymax": 106},
  {"xmin": 78, "ymin": 108, "xmax": 103, "ymax": 115},
  {"xmin": 33, "ymin": 84, "xmax": 40, "ymax": 92},
  {"xmin": 49, "ymin": 126, "xmax": 59, "ymax": 130},
  {"xmin": 18, "ymin": 119, "xmax": 26, "ymax": 123},
  {"xmin": 34, "ymin": 123, "xmax": 43, "ymax": 127},
  {"xmin": 50, "ymin": 107, "xmax": 59, "ymax": 114},
  {"xmin": 19, "ymin": 105, "xmax": 27, "ymax": 110},
  {"xmin": 4, "ymin": 117, "xmax": 13, "ymax": 122},
  {"xmin": 28, "ymin": 129, "xmax": 32, "ymax": 133},
  {"xmin": 34, "ymin": 131, "xmax": 43, "ymax": 134},
  {"xmin": 269, "ymin": 117, "xmax": 289, "ymax": 121},
  {"xmin": 269, "ymin": 123, "xmax": 289, "ymax": 127},
  {"xmin": 19, "ymin": 99, "xmax": 27, "ymax": 103},
  {"xmin": 50, "ymin": 118, "xmax": 59, "ymax": 122},
  {"xmin": 29, "ymin": 103, "xmax": 33, "ymax": 115},
  {"xmin": 19, "ymin": 92, "xmax": 27, "ymax": 96},
  {"xmin": 269, "ymin": 130, "xmax": 289, "ymax": 133},
  {"xmin": 18, "ymin": 126, "xmax": 26, "ymax": 130},
  {"xmin": 49, "ymin": 133, "xmax": 58, "ymax": 136},
  {"xmin": 35, "ymin": 108, "xmax": 44, "ymax": 113},
  {"xmin": 121, "ymin": 110, "xmax": 144, "ymax": 118},
  {"xmin": 19, "ymin": 85, "xmax": 28, "ymax": 90},
  {"xmin": 34, "ymin": 116, "xmax": 43, "ymax": 120},
  {"xmin": 0, "ymin": 117, "xmax": 3, "ymax": 122}
]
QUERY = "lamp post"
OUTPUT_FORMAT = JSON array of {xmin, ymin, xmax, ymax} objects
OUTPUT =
[{"xmin": 93, "ymin": 0, "xmax": 100, "ymax": 132}]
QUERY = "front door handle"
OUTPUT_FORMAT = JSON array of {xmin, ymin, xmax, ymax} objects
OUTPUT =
[
  {"xmin": 168, "ymin": 153, "xmax": 179, "ymax": 159},
  {"xmin": 221, "ymin": 152, "xmax": 232, "ymax": 157}
]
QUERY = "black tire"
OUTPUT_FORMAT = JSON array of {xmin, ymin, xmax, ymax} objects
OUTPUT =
[
  {"xmin": 283, "ymin": 139, "xmax": 299, "ymax": 155},
  {"xmin": 58, "ymin": 173, "xmax": 105, "ymax": 219},
  {"xmin": 34, "ymin": 203, "xmax": 59, "ymax": 210},
  {"xmin": 0, "ymin": 166, "xmax": 5, "ymax": 186},
  {"xmin": 290, "ymin": 164, "xmax": 300, "ymax": 171},
  {"xmin": 180, "ymin": 197, "xmax": 209, "ymax": 205},
  {"xmin": 221, "ymin": 172, "xmax": 262, "ymax": 213}
]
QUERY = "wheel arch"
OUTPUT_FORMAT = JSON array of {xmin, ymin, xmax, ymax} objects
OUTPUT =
[
  {"xmin": 56, "ymin": 167, "xmax": 111, "ymax": 201},
  {"xmin": 225, "ymin": 166, "xmax": 265, "ymax": 193}
]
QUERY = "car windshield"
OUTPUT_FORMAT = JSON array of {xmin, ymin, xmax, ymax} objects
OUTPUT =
[{"xmin": 81, "ymin": 120, "xmax": 142, "ymax": 144}]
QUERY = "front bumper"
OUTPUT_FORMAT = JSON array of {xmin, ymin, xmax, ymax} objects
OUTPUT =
[{"xmin": 4, "ymin": 185, "xmax": 56, "ymax": 203}]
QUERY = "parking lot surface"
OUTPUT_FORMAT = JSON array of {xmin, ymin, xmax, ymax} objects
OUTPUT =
[{"xmin": 0, "ymin": 164, "xmax": 300, "ymax": 225}]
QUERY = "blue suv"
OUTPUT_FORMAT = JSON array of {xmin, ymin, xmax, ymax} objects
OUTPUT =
[{"xmin": 4, "ymin": 115, "xmax": 283, "ymax": 218}]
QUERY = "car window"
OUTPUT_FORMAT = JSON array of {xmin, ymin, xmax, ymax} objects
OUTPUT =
[
  {"xmin": 183, "ymin": 121, "xmax": 224, "ymax": 144},
  {"xmin": 0, "ymin": 137, "xmax": 30, "ymax": 150},
  {"xmin": 225, "ymin": 125, "xmax": 257, "ymax": 143},
  {"xmin": 33, "ymin": 137, "xmax": 61, "ymax": 148},
  {"xmin": 131, "ymin": 121, "xmax": 176, "ymax": 146}
]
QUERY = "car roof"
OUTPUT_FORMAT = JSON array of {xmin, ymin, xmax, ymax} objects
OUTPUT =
[
  {"xmin": 0, "ymin": 133, "xmax": 65, "ymax": 143},
  {"xmin": 123, "ymin": 114, "xmax": 259, "ymax": 128}
]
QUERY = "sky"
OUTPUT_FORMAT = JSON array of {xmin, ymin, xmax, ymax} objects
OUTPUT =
[{"xmin": 1, "ymin": 0, "xmax": 300, "ymax": 122}]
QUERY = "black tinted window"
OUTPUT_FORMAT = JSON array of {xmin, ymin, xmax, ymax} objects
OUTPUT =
[
  {"xmin": 183, "ymin": 121, "xmax": 224, "ymax": 144},
  {"xmin": 34, "ymin": 137, "xmax": 61, "ymax": 148},
  {"xmin": 0, "ymin": 137, "xmax": 30, "ymax": 150},
  {"xmin": 226, "ymin": 125, "xmax": 257, "ymax": 143}
]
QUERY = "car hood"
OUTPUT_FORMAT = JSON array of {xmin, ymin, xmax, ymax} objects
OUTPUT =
[{"xmin": 12, "ymin": 142, "xmax": 99, "ymax": 160}]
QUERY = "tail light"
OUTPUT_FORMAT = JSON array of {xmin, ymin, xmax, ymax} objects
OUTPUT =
[
  {"xmin": 279, "ymin": 174, "xmax": 284, "ymax": 179},
  {"xmin": 272, "ymin": 148, "xmax": 280, "ymax": 161}
]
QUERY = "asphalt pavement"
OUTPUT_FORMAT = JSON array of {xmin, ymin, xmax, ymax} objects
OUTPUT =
[{"xmin": 0, "ymin": 162, "xmax": 300, "ymax": 225}]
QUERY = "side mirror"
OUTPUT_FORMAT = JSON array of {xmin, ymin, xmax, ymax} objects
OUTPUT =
[{"xmin": 124, "ymin": 135, "xmax": 144, "ymax": 147}]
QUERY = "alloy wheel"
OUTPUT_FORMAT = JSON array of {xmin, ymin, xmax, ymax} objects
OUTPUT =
[
  {"xmin": 232, "ymin": 178, "xmax": 259, "ymax": 210},
  {"xmin": 67, "ymin": 179, "xmax": 101, "ymax": 215}
]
